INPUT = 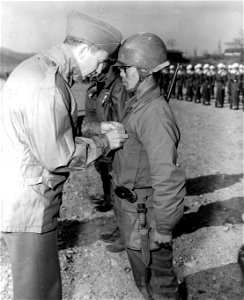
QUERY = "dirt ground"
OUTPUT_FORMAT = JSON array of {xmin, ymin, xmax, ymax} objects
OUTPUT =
[{"xmin": 0, "ymin": 94, "xmax": 243, "ymax": 300}]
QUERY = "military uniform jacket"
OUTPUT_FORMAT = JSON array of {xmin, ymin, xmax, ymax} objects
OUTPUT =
[
  {"xmin": 176, "ymin": 71, "xmax": 185, "ymax": 87},
  {"xmin": 0, "ymin": 44, "xmax": 105, "ymax": 233},
  {"xmin": 81, "ymin": 67, "xmax": 127, "ymax": 137},
  {"xmin": 112, "ymin": 76, "xmax": 186, "ymax": 243},
  {"xmin": 216, "ymin": 71, "xmax": 227, "ymax": 85},
  {"xmin": 185, "ymin": 71, "xmax": 194, "ymax": 87}
]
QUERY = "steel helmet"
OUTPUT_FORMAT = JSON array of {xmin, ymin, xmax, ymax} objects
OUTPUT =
[
  {"xmin": 116, "ymin": 32, "xmax": 169, "ymax": 72},
  {"xmin": 218, "ymin": 63, "xmax": 224, "ymax": 69},
  {"xmin": 203, "ymin": 64, "xmax": 210, "ymax": 69},
  {"xmin": 170, "ymin": 65, "xmax": 175, "ymax": 70},
  {"xmin": 232, "ymin": 62, "xmax": 239, "ymax": 69},
  {"xmin": 210, "ymin": 65, "xmax": 215, "ymax": 70},
  {"xmin": 187, "ymin": 64, "xmax": 193, "ymax": 70}
]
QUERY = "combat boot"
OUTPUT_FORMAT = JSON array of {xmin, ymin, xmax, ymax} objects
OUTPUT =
[
  {"xmin": 100, "ymin": 226, "xmax": 121, "ymax": 243},
  {"xmin": 105, "ymin": 236, "xmax": 125, "ymax": 252}
]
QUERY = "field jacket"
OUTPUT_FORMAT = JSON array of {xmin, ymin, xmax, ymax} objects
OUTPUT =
[
  {"xmin": 81, "ymin": 66, "xmax": 127, "ymax": 137},
  {"xmin": 112, "ymin": 76, "xmax": 186, "ymax": 248},
  {"xmin": 0, "ymin": 44, "xmax": 106, "ymax": 233}
]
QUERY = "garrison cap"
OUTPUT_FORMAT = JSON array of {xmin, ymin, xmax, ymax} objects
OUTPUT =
[{"xmin": 66, "ymin": 11, "xmax": 122, "ymax": 55}]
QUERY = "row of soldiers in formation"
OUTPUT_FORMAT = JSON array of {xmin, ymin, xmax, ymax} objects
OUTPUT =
[{"xmin": 160, "ymin": 62, "xmax": 244, "ymax": 110}]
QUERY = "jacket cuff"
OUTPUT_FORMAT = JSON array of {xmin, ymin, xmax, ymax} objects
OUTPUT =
[{"xmin": 91, "ymin": 134, "xmax": 110, "ymax": 156}]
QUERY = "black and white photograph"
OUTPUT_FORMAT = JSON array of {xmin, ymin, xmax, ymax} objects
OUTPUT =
[{"xmin": 0, "ymin": 1, "xmax": 243, "ymax": 299}]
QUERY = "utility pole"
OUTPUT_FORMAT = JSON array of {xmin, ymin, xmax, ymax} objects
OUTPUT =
[{"xmin": 218, "ymin": 40, "xmax": 222, "ymax": 55}]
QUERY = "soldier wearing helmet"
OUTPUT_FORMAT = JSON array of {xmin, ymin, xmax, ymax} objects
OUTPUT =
[
  {"xmin": 215, "ymin": 63, "xmax": 227, "ymax": 107},
  {"xmin": 185, "ymin": 64, "xmax": 194, "ymax": 101},
  {"xmin": 227, "ymin": 64, "xmax": 233, "ymax": 104},
  {"xmin": 193, "ymin": 64, "xmax": 203, "ymax": 103},
  {"xmin": 210, "ymin": 65, "xmax": 216, "ymax": 99},
  {"xmin": 202, "ymin": 63, "xmax": 211, "ymax": 105},
  {"xmin": 176, "ymin": 64, "xmax": 185, "ymax": 100},
  {"xmin": 81, "ymin": 51, "xmax": 129, "ymax": 253},
  {"xmin": 229, "ymin": 63, "xmax": 241, "ymax": 109},
  {"xmin": 113, "ymin": 32, "xmax": 186, "ymax": 300},
  {"xmin": 239, "ymin": 64, "xmax": 244, "ymax": 108}
]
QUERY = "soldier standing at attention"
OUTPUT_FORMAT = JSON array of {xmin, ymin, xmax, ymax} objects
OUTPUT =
[
  {"xmin": 227, "ymin": 64, "xmax": 233, "ymax": 105},
  {"xmin": 215, "ymin": 63, "xmax": 227, "ymax": 108},
  {"xmin": 185, "ymin": 64, "xmax": 194, "ymax": 101},
  {"xmin": 238, "ymin": 64, "xmax": 244, "ymax": 109},
  {"xmin": 176, "ymin": 65, "xmax": 185, "ymax": 100},
  {"xmin": 210, "ymin": 65, "xmax": 216, "ymax": 99},
  {"xmin": 112, "ymin": 32, "xmax": 186, "ymax": 300},
  {"xmin": 0, "ymin": 11, "xmax": 128, "ymax": 299},
  {"xmin": 230, "ymin": 63, "xmax": 241, "ymax": 110},
  {"xmin": 202, "ymin": 64, "xmax": 211, "ymax": 105},
  {"xmin": 193, "ymin": 64, "xmax": 203, "ymax": 103},
  {"xmin": 81, "ymin": 54, "xmax": 128, "ymax": 252}
]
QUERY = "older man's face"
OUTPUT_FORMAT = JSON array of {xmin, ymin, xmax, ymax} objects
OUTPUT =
[{"xmin": 76, "ymin": 46, "xmax": 108, "ymax": 79}]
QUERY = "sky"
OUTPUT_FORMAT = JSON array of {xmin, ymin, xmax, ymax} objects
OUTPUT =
[{"xmin": 0, "ymin": 0, "xmax": 243, "ymax": 55}]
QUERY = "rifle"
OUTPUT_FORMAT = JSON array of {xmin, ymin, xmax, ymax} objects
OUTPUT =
[{"xmin": 166, "ymin": 63, "xmax": 180, "ymax": 102}]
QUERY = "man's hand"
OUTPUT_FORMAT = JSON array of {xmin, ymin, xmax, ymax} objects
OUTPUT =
[
  {"xmin": 154, "ymin": 231, "xmax": 172, "ymax": 247},
  {"xmin": 101, "ymin": 121, "xmax": 124, "ymax": 134},
  {"xmin": 104, "ymin": 128, "xmax": 128, "ymax": 150}
]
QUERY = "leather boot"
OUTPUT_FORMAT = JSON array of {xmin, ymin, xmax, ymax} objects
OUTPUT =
[
  {"xmin": 105, "ymin": 236, "xmax": 125, "ymax": 252},
  {"xmin": 100, "ymin": 226, "xmax": 121, "ymax": 243}
]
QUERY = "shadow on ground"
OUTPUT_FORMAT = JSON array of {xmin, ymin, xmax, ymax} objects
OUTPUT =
[
  {"xmin": 173, "ymin": 196, "xmax": 244, "ymax": 237},
  {"xmin": 57, "ymin": 215, "xmax": 116, "ymax": 250},
  {"xmin": 186, "ymin": 173, "xmax": 243, "ymax": 196},
  {"xmin": 58, "ymin": 195, "xmax": 244, "ymax": 249},
  {"xmin": 180, "ymin": 262, "xmax": 243, "ymax": 300}
]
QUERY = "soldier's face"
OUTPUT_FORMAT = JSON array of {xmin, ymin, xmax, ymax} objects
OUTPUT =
[
  {"xmin": 119, "ymin": 66, "xmax": 139, "ymax": 91},
  {"xmin": 75, "ymin": 45, "xmax": 108, "ymax": 79}
]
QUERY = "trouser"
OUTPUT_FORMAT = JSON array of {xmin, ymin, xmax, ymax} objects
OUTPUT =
[
  {"xmin": 126, "ymin": 246, "xmax": 179, "ymax": 300},
  {"xmin": 194, "ymin": 86, "xmax": 201, "ymax": 102},
  {"xmin": 231, "ymin": 83, "xmax": 240, "ymax": 108},
  {"xmin": 186, "ymin": 86, "xmax": 193, "ymax": 101},
  {"xmin": 2, "ymin": 229, "xmax": 62, "ymax": 300},
  {"xmin": 176, "ymin": 85, "xmax": 183, "ymax": 99},
  {"xmin": 202, "ymin": 86, "xmax": 210, "ymax": 104},
  {"xmin": 95, "ymin": 158, "xmax": 113, "ymax": 207}
]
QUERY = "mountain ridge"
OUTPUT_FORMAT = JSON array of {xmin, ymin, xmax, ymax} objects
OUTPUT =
[{"xmin": 0, "ymin": 47, "xmax": 35, "ymax": 74}]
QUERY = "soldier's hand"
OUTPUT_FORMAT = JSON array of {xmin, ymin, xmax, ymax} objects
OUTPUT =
[
  {"xmin": 154, "ymin": 231, "xmax": 172, "ymax": 247},
  {"xmin": 104, "ymin": 128, "xmax": 128, "ymax": 150},
  {"xmin": 101, "ymin": 121, "xmax": 124, "ymax": 134}
]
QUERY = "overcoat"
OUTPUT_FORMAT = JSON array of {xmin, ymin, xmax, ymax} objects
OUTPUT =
[{"xmin": 0, "ymin": 44, "xmax": 105, "ymax": 233}]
